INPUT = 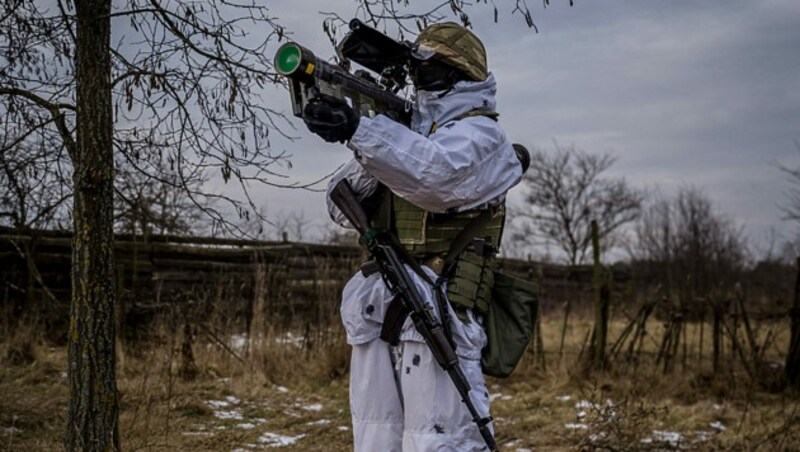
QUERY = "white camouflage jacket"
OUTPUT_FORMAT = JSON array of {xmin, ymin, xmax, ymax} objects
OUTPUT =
[{"xmin": 326, "ymin": 73, "xmax": 522, "ymax": 224}]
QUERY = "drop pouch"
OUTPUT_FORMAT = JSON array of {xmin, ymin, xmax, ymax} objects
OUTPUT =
[{"xmin": 480, "ymin": 270, "xmax": 539, "ymax": 378}]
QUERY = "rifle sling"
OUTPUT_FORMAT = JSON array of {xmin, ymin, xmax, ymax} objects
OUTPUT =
[
  {"xmin": 378, "ymin": 207, "xmax": 497, "ymax": 347},
  {"xmin": 440, "ymin": 208, "xmax": 496, "ymax": 278}
]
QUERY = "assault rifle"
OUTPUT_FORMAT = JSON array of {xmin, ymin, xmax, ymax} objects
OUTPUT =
[
  {"xmin": 329, "ymin": 179, "xmax": 499, "ymax": 452},
  {"xmin": 274, "ymin": 19, "xmax": 412, "ymax": 125}
]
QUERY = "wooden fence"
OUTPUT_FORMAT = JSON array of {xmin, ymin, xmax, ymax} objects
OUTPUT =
[
  {"xmin": 5, "ymin": 228, "xmax": 788, "ymax": 330},
  {"xmin": 2, "ymin": 227, "xmax": 797, "ymax": 384},
  {"xmin": 1, "ymin": 227, "xmax": 624, "ymax": 337}
]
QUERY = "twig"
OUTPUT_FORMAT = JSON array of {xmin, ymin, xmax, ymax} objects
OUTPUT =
[{"xmin": 198, "ymin": 323, "xmax": 246, "ymax": 364}]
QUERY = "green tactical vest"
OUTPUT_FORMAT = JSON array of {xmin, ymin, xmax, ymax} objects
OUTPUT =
[
  {"xmin": 367, "ymin": 187, "xmax": 505, "ymax": 313},
  {"xmin": 363, "ymin": 107, "xmax": 506, "ymax": 313}
]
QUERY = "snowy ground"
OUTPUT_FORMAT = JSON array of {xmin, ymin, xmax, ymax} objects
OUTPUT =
[{"xmin": 146, "ymin": 382, "xmax": 734, "ymax": 451}]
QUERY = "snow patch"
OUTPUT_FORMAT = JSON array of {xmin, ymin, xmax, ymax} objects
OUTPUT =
[
  {"xmin": 338, "ymin": 426, "xmax": 350, "ymax": 431},
  {"xmin": 589, "ymin": 432, "xmax": 608, "ymax": 443},
  {"xmin": 276, "ymin": 386, "xmax": 289, "ymax": 393},
  {"xmin": 237, "ymin": 423, "xmax": 256, "ymax": 429},
  {"xmin": 651, "ymin": 430, "xmax": 683, "ymax": 447},
  {"xmin": 275, "ymin": 332, "xmax": 305, "ymax": 348},
  {"xmin": 307, "ymin": 419, "xmax": 331, "ymax": 425},
  {"xmin": 3, "ymin": 427, "xmax": 22, "ymax": 435},
  {"xmin": 555, "ymin": 395, "xmax": 572, "ymax": 402},
  {"xmin": 693, "ymin": 430, "xmax": 715, "ymax": 442},
  {"xmin": 709, "ymin": 421, "xmax": 726, "ymax": 431},
  {"xmin": 229, "ymin": 334, "xmax": 248, "ymax": 352},
  {"xmin": 213, "ymin": 410, "xmax": 244, "ymax": 420},
  {"xmin": 565, "ymin": 423, "xmax": 589, "ymax": 430},
  {"xmin": 258, "ymin": 432, "xmax": 306, "ymax": 447},
  {"xmin": 302, "ymin": 403, "xmax": 323, "ymax": 412},
  {"xmin": 207, "ymin": 399, "xmax": 231, "ymax": 409}
]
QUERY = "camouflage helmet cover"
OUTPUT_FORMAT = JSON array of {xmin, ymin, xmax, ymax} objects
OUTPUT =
[{"xmin": 414, "ymin": 22, "xmax": 488, "ymax": 82}]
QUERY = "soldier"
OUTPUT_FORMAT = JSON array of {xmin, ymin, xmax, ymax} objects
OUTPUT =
[{"xmin": 303, "ymin": 22, "xmax": 526, "ymax": 451}]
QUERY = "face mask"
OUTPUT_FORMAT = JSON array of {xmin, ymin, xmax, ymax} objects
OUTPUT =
[{"xmin": 412, "ymin": 60, "xmax": 466, "ymax": 92}]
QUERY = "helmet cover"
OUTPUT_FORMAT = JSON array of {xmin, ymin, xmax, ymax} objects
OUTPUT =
[{"xmin": 413, "ymin": 22, "xmax": 488, "ymax": 81}]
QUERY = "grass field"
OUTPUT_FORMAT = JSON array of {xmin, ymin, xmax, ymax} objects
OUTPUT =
[{"xmin": 2, "ymin": 313, "xmax": 798, "ymax": 451}]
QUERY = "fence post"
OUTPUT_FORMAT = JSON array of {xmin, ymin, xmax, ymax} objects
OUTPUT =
[
  {"xmin": 713, "ymin": 297, "xmax": 722, "ymax": 373},
  {"xmin": 558, "ymin": 298, "xmax": 571, "ymax": 366},
  {"xmin": 786, "ymin": 257, "xmax": 800, "ymax": 387},
  {"xmin": 590, "ymin": 220, "xmax": 608, "ymax": 371},
  {"xmin": 698, "ymin": 300, "xmax": 706, "ymax": 367}
]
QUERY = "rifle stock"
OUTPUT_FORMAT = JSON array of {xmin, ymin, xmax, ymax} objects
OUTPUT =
[{"xmin": 329, "ymin": 180, "xmax": 370, "ymax": 234}]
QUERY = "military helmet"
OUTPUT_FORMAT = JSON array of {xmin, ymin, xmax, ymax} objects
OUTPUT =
[{"xmin": 412, "ymin": 22, "xmax": 488, "ymax": 82}]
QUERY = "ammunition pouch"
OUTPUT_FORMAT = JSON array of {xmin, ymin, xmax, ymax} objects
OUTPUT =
[
  {"xmin": 446, "ymin": 240, "xmax": 496, "ymax": 314},
  {"xmin": 481, "ymin": 270, "xmax": 539, "ymax": 378},
  {"xmin": 368, "ymin": 189, "xmax": 504, "ymax": 315},
  {"xmin": 366, "ymin": 183, "xmax": 538, "ymax": 378}
]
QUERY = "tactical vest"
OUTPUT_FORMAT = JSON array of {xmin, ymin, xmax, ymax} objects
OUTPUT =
[
  {"xmin": 364, "ymin": 107, "xmax": 506, "ymax": 313},
  {"xmin": 367, "ymin": 187, "xmax": 505, "ymax": 313}
]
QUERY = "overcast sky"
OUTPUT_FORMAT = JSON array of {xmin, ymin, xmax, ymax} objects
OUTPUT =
[{"xmin": 230, "ymin": 0, "xmax": 800, "ymax": 257}]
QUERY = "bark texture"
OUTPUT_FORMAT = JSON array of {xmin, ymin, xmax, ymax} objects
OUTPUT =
[
  {"xmin": 787, "ymin": 258, "xmax": 800, "ymax": 387},
  {"xmin": 66, "ymin": 1, "xmax": 120, "ymax": 450}
]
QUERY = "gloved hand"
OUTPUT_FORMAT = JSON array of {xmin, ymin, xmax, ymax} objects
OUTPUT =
[
  {"xmin": 512, "ymin": 143, "xmax": 531, "ymax": 174},
  {"xmin": 302, "ymin": 97, "xmax": 359, "ymax": 144}
]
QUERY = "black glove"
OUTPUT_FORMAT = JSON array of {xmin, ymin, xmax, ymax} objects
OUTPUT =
[{"xmin": 303, "ymin": 97, "xmax": 358, "ymax": 144}]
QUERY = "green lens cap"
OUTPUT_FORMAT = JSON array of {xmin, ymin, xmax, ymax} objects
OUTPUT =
[{"xmin": 276, "ymin": 44, "xmax": 301, "ymax": 75}]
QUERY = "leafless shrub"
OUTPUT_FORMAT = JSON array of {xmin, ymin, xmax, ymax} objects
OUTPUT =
[
  {"xmin": 631, "ymin": 187, "xmax": 748, "ymax": 300},
  {"xmin": 566, "ymin": 384, "xmax": 670, "ymax": 450},
  {"xmin": 510, "ymin": 143, "xmax": 644, "ymax": 266}
]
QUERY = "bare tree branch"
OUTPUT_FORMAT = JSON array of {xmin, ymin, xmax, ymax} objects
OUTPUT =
[{"xmin": 509, "ymin": 143, "xmax": 644, "ymax": 265}]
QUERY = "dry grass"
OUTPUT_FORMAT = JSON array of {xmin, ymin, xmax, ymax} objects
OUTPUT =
[{"xmin": 1, "ymin": 311, "xmax": 798, "ymax": 451}]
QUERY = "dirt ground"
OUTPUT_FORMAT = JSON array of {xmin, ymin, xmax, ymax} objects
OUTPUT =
[{"xmin": 2, "ymin": 317, "xmax": 798, "ymax": 451}]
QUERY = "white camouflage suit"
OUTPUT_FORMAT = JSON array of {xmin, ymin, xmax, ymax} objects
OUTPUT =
[{"xmin": 326, "ymin": 73, "xmax": 522, "ymax": 452}]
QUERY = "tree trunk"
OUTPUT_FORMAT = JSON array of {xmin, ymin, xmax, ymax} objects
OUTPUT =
[
  {"xmin": 786, "ymin": 257, "xmax": 800, "ymax": 387},
  {"xmin": 66, "ymin": 1, "xmax": 119, "ymax": 450}
]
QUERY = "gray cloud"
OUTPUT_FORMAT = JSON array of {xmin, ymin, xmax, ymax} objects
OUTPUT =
[
  {"xmin": 481, "ymin": 1, "xmax": 800, "ymax": 251},
  {"xmin": 215, "ymin": 1, "xmax": 799, "ymax": 252}
]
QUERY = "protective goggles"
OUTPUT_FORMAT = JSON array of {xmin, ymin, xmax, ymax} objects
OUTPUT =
[{"xmin": 410, "ymin": 42, "xmax": 439, "ymax": 61}]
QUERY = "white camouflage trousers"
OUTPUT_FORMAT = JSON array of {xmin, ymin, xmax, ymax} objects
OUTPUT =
[{"xmin": 340, "ymin": 266, "xmax": 493, "ymax": 452}]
